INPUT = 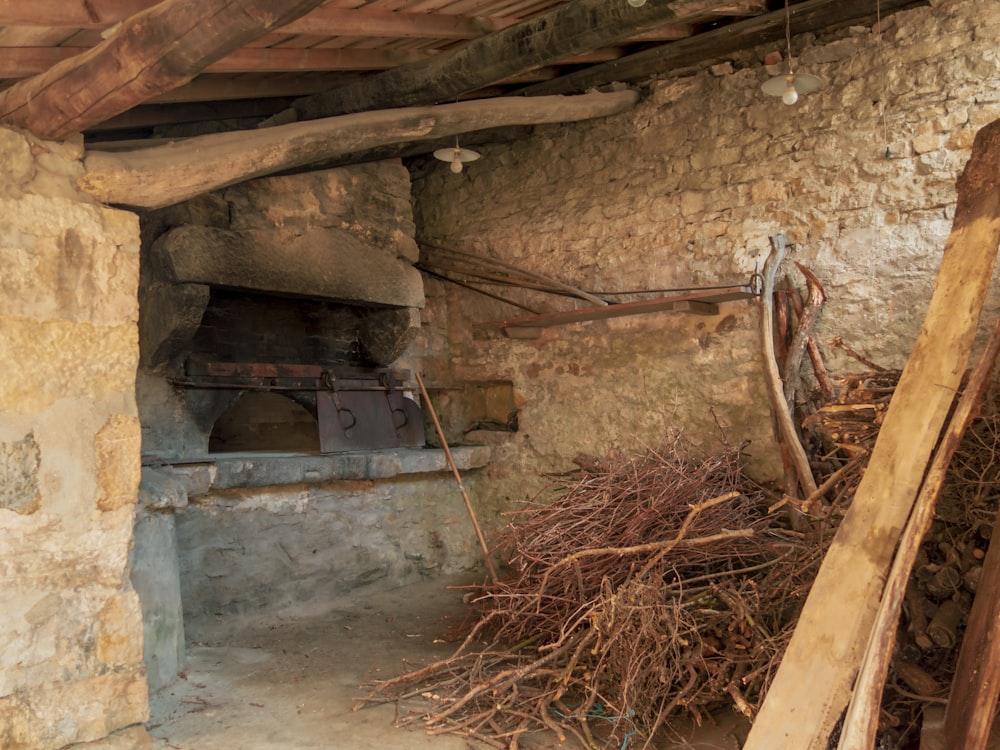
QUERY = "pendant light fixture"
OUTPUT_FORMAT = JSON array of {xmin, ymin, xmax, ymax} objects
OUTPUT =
[
  {"xmin": 761, "ymin": 0, "xmax": 821, "ymax": 105},
  {"xmin": 433, "ymin": 137, "xmax": 481, "ymax": 174}
]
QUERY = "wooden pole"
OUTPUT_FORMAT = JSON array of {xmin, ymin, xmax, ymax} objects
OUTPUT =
[
  {"xmin": 837, "ymin": 314, "xmax": 1000, "ymax": 750},
  {"xmin": 743, "ymin": 118, "xmax": 1000, "ymax": 750},
  {"xmin": 415, "ymin": 372, "xmax": 498, "ymax": 584}
]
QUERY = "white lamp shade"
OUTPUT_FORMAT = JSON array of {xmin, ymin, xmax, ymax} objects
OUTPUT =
[
  {"xmin": 761, "ymin": 72, "xmax": 822, "ymax": 98},
  {"xmin": 433, "ymin": 147, "xmax": 481, "ymax": 164}
]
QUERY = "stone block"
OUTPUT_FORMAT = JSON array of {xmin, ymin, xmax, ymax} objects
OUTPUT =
[
  {"xmin": 0, "ymin": 128, "xmax": 35, "ymax": 194},
  {"xmin": 912, "ymin": 132, "xmax": 946, "ymax": 154},
  {"xmin": 96, "ymin": 592, "xmax": 144, "ymax": 667},
  {"xmin": 224, "ymin": 161, "xmax": 419, "ymax": 262},
  {"xmin": 130, "ymin": 511, "xmax": 184, "ymax": 693},
  {"xmin": 359, "ymin": 306, "xmax": 421, "ymax": 365},
  {"xmin": 0, "ymin": 318, "xmax": 138, "ymax": 415},
  {"xmin": 152, "ymin": 224, "xmax": 424, "ymax": 308},
  {"xmin": 0, "ymin": 432, "xmax": 41, "ymax": 514},
  {"xmin": 0, "ymin": 670, "xmax": 148, "ymax": 750},
  {"xmin": 0, "ymin": 196, "xmax": 139, "ymax": 327},
  {"xmin": 95, "ymin": 415, "xmax": 142, "ymax": 513},
  {"xmin": 165, "ymin": 464, "xmax": 216, "ymax": 498},
  {"xmin": 138, "ymin": 467, "xmax": 188, "ymax": 510},
  {"xmin": 138, "ymin": 282, "xmax": 209, "ymax": 367}
]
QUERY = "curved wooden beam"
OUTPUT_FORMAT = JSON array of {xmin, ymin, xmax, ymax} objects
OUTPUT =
[{"xmin": 79, "ymin": 90, "xmax": 639, "ymax": 209}]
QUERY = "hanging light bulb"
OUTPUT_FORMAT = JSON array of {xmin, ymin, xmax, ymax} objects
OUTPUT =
[
  {"xmin": 782, "ymin": 77, "xmax": 799, "ymax": 105},
  {"xmin": 433, "ymin": 137, "xmax": 481, "ymax": 174},
  {"xmin": 626, "ymin": 0, "xmax": 647, "ymax": 7},
  {"xmin": 761, "ymin": 0, "xmax": 822, "ymax": 105}
]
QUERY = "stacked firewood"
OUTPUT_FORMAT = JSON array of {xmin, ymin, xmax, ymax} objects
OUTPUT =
[{"xmin": 356, "ymin": 442, "xmax": 823, "ymax": 749}]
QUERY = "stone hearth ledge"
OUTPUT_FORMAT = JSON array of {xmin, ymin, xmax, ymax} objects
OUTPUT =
[{"xmin": 146, "ymin": 446, "xmax": 491, "ymax": 496}]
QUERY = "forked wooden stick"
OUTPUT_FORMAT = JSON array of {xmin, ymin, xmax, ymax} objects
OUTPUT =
[
  {"xmin": 415, "ymin": 372, "xmax": 499, "ymax": 583},
  {"xmin": 760, "ymin": 234, "xmax": 818, "ymax": 498}
]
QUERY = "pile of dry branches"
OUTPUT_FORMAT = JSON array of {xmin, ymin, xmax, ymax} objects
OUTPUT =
[{"xmin": 357, "ymin": 442, "xmax": 825, "ymax": 748}]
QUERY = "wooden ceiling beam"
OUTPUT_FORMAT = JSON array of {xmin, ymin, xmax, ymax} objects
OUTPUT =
[
  {"xmin": 206, "ymin": 46, "xmax": 433, "ymax": 72},
  {"xmin": 79, "ymin": 90, "xmax": 640, "ymax": 208},
  {"xmin": 88, "ymin": 97, "xmax": 293, "ymax": 132},
  {"xmin": 521, "ymin": 0, "xmax": 923, "ymax": 96},
  {"xmin": 0, "ymin": 1, "xmax": 741, "ymax": 38},
  {"xmin": 268, "ymin": 0, "xmax": 748, "ymax": 123},
  {"xmin": 0, "ymin": 43, "xmax": 635, "ymax": 78},
  {"xmin": 0, "ymin": 0, "xmax": 329, "ymax": 139},
  {"xmin": 147, "ymin": 73, "xmax": 364, "ymax": 103},
  {"xmin": 0, "ymin": 0, "xmax": 154, "ymax": 27}
]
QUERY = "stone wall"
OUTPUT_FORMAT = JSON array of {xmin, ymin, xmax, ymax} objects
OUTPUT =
[
  {"xmin": 0, "ymin": 129, "xmax": 147, "ymax": 748},
  {"xmin": 411, "ymin": 0, "xmax": 1000, "ymax": 523},
  {"xmin": 176, "ymin": 473, "xmax": 486, "ymax": 640}
]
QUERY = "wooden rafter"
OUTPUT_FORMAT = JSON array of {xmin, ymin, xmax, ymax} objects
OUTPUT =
[
  {"xmin": 266, "ymin": 0, "xmax": 762, "ymax": 123},
  {"xmin": 0, "ymin": 43, "xmax": 635, "ymax": 80},
  {"xmin": 0, "ymin": 2, "xmax": 696, "ymax": 42},
  {"xmin": 521, "ymin": 0, "xmax": 922, "ymax": 96},
  {"xmin": 0, "ymin": 0, "xmax": 328, "ymax": 139}
]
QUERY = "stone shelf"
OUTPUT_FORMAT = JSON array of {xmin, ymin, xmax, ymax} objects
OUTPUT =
[{"xmin": 143, "ymin": 446, "xmax": 491, "ymax": 503}]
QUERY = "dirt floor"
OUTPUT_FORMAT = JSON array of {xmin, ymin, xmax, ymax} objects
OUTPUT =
[{"xmin": 147, "ymin": 575, "xmax": 748, "ymax": 750}]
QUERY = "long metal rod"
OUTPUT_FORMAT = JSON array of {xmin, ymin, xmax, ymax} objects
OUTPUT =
[{"xmin": 415, "ymin": 372, "xmax": 498, "ymax": 583}]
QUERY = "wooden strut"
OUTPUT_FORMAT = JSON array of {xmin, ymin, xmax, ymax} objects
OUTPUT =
[
  {"xmin": 837, "ymin": 313, "xmax": 1000, "ymax": 750},
  {"xmin": 415, "ymin": 372, "xmax": 499, "ymax": 584}
]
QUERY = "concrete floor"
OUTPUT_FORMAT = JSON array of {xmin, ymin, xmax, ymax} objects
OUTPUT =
[{"xmin": 147, "ymin": 575, "xmax": 746, "ymax": 750}]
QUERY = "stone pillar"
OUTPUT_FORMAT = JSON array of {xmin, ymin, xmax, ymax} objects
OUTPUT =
[{"xmin": 0, "ymin": 128, "xmax": 149, "ymax": 749}]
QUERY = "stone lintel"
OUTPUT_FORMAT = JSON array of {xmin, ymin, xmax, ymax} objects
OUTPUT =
[{"xmin": 152, "ymin": 225, "xmax": 424, "ymax": 309}]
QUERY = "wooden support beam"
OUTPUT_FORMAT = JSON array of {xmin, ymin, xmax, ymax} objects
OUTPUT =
[
  {"xmin": 0, "ymin": 0, "xmax": 329, "ymax": 140},
  {"xmin": 148, "ymin": 73, "xmax": 361, "ymax": 104},
  {"xmin": 0, "ymin": 0, "xmax": 154, "ymax": 26},
  {"xmin": 0, "ymin": 45, "xmax": 433, "ymax": 78},
  {"xmin": 267, "ymin": 0, "xmax": 751, "ymax": 123},
  {"xmin": 78, "ymin": 90, "xmax": 638, "ymax": 209},
  {"xmin": 742, "ymin": 118, "xmax": 1000, "ymax": 750},
  {"xmin": 520, "ymin": 0, "xmax": 921, "ymax": 97},
  {"xmin": 0, "ymin": 2, "xmax": 694, "ymax": 42}
]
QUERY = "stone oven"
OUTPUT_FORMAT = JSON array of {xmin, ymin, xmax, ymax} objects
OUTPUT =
[{"xmin": 130, "ymin": 161, "xmax": 489, "ymax": 692}]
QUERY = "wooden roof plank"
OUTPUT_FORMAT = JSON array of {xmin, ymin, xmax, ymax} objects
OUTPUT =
[
  {"xmin": 270, "ymin": 0, "xmax": 744, "ymax": 122},
  {"xmin": 0, "ymin": 0, "xmax": 154, "ymax": 27},
  {"xmin": 0, "ymin": 2, "xmax": 521, "ymax": 38},
  {"xmin": 521, "ymin": 0, "xmax": 921, "ymax": 96},
  {"xmin": 0, "ymin": 0, "xmax": 330, "ymax": 139},
  {"xmin": 206, "ymin": 46, "xmax": 435, "ymax": 72}
]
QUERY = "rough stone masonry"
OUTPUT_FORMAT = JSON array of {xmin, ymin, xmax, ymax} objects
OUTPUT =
[
  {"xmin": 411, "ymin": 0, "xmax": 1000, "ymax": 525},
  {"xmin": 0, "ymin": 127, "xmax": 149, "ymax": 749}
]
